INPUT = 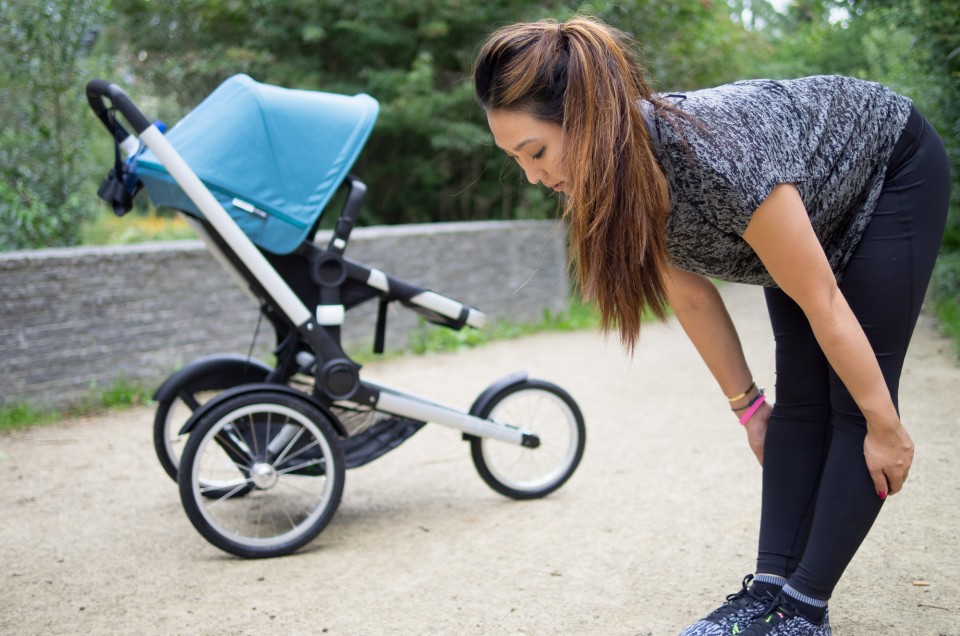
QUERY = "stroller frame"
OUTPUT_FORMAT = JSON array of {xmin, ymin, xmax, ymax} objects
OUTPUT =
[{"xmin": 87, "ymin": 79, "xmax": 585, "ymax": 558}]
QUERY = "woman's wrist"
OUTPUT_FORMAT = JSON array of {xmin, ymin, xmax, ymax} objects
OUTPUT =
[
  {"xmin": 729, "ymin": 384, "xmax": 762, "ymax": 412},
  {"xmin": 736, "ymin": 391, "xmax": 766, "ymax": 425},
  {"xmin": 862, "ymin": 401, "xmax": 902, "ymax": 434},
  {"xmin": 726, "ymin": 380, "xmax": 757, "ymax": 404},
  {"xmin": 728, "ymin": 383, "xmax": 765, "ymax": 425}
]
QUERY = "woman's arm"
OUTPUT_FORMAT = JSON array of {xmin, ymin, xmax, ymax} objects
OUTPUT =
[
  {"xmin": 742, "ymin": 183, "xmax": 913, "ymax": 497},
  {"xmin": 665, "ymin": 265, "xmax": 771, "ymax": 464}
]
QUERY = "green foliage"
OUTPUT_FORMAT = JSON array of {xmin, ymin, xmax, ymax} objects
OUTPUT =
[
  {"xmin": 0, "ymin": 0, "xmax": 111, "ymax": 250},
  {"xmin": 932, "ymin": 294, "xmax": 960, "ymax": 357},
  {"xmin": 932, "ymin": 252, "xmax": 960, "ymax": 304},
  {"xmin": 80, "ymin": 208, "xmax": 196, "ymax": 245},
  {"xmin": 3, "ymin": 1, "xmax": 958, "ymax": 359},
  {"xmin": 102, "ymin": 0, "xmax": 768, "ymax": 228},
  {"xmin": 932, "ymin": 253, "xmax": 960, "ymax": 354},
  {"xmin": 0, "ymin": 403, "xmax": 61, "ymax": 432}
]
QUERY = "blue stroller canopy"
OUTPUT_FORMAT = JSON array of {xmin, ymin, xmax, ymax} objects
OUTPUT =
[{"xmin": 136, "ymin": 74, "xmax": 379, "ymax": 254}]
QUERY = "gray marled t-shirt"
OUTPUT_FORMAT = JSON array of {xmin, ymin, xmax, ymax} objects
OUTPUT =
[{"xmin": 647, "ymin": 75, "xmax": 912, "ymax": 286}]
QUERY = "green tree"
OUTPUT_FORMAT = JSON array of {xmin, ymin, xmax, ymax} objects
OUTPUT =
[{"xmin": 0, "ymin": 0, "xmax": 110, "ymax": 250}]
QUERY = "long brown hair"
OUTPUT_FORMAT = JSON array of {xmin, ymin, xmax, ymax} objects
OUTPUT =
[{"xmin": 474, "ymin": 16, "xmax": 671, "ymax": 353}]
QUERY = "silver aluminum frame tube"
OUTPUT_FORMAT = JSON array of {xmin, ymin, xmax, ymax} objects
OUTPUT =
[{"xmin": 369, "ymin": 382, "xmax": 528, "ymax": 445}]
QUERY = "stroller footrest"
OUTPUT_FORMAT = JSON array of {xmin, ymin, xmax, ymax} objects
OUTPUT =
[{"xmin": 340, "ymin": 416, "xmax": 425, "ymax": 469}]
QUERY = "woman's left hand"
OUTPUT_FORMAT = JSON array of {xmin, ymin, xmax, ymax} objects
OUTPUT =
[{"xmin": 863, "ymin": 419, "xmax": 914, "ymax": 498}]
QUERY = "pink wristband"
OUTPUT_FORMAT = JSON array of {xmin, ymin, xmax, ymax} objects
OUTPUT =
[{"xmin": 738, "ymin": 394, "xmax": 766, "ymax": 425}]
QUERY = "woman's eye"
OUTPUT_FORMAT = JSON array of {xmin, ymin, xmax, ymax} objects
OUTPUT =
[{"xmin": 532, "ymin": 147, "xmax": 545, "ymax": 160}]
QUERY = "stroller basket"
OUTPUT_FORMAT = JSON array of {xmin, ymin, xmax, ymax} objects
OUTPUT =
[{"xmin": 135, "ymin": 74, "xmax": 378, "ymax": 254}]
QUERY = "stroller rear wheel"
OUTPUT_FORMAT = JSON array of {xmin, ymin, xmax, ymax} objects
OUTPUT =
[
  {"xmin": 153, "ymin": 356, "xmax": 272, "ymax": 483},
  {"xmin": 469, "ymin": 380, "xmax": 585, "ymax": 500},
  {"xmin": 177, "ymin": 390, "xmax": 345, "ymax": 558}
]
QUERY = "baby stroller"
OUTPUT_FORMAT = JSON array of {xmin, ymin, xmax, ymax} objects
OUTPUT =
[{"xmin": 86, "ymin": 75, "xmax": 586, "ymax": 558}]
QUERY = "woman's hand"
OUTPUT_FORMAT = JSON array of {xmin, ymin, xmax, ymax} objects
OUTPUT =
[
  {"xmin": 740, "ymin": 400, "xmax": 771, "ymax": 466},
  {"xmin": 864, "ymin": 419, "xmax": 914, "ymax": 498}
]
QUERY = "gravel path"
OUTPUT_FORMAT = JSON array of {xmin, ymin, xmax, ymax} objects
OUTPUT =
[{"xmin": 2, "ymin": 283, "xmax": 957, "ymax": 635}]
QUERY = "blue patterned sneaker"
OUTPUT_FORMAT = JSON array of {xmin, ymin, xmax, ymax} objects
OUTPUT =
[
  {"xmin": 679, "ymin": 575, "xmax": 778, "ymax": 636},
  {"xmin": 739, "ymin": 598, "xmax": 832, "ymax": 636}
]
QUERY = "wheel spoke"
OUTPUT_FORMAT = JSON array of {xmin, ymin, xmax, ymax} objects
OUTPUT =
[
  {"xmin": 202, "ymin": 479, "xmax": 255, "ymax": 508},
  {"xmin": 247, "ymin": 412, "xmax": 260, "ymax": 458},
  {"xmin": 274, "ymin": 457, "xmax": 324, "ymax": 476},
  {"xmin": 272, "ymin": 425, "xmax": 306, "ymax": 466}
]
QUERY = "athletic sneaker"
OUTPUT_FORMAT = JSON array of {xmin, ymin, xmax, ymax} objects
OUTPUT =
[
  {"xmin": 679, "ymin": 575, "xmax": 778, "ymax": 636},
  {"xmin": 739, "ymin": 598, "xmax": 832, "ymax": 636}
]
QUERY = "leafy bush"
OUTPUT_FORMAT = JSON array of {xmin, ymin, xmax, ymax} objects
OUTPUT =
[{"xmin": 0, "ymin": 0, "xmax": 111, "ymax": 250}]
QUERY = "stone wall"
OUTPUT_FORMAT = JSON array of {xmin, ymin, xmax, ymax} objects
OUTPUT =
[{"xmin": 0, "ymin": 220, "xmax": 569, "ymax": 408}]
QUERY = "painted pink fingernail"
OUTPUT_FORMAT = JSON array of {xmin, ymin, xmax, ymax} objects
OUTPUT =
[{"xmin": 878, "ymin": 491, "xmax": 887, "ymax": 500}]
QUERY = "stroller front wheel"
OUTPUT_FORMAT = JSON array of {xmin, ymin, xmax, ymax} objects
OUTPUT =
[
  {"xmin": 469, "ymin": 379, "xmax": 585, "ymax": 500},
  {"xmin": 177, "ymin": 390, "xmax": 345, "ymax": 558}
]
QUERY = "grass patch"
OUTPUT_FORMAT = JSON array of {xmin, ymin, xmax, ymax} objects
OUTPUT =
[
  {"xmin": 933, "ymin": 296, "xmax": 960, "ymax": 356},
  {"xmin": 0, "ymin": 377, "xmax": 153, "ymax": 433},
  {"xmin": 83, "ymin": 377, "xmax": 154, "ymax": 412},
  {"xmin": 0, "ymin": 403, "xmax": 61, "ymax": 432}
]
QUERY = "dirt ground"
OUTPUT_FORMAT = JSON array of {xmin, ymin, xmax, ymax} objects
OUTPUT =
[{"xmin": 2, "ymin": 283, "xmax": 958, "ymax": 636}]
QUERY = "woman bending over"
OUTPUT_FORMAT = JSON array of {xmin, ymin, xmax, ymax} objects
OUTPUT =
[{"xmin": 474, "ymin": 16, "xmax": 949, "ymax": 636}]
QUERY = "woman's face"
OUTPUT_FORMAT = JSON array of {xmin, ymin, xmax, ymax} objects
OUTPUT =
[{"xmin": 486, "ymin": 109, "xmax": 568, "ymax": 193}]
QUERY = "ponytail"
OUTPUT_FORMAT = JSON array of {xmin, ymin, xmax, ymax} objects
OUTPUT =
[{"xmin": 474, "ymin": 16, "xmax": 671, "ymax": 353}]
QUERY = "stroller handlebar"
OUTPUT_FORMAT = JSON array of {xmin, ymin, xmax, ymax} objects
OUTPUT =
[{"xmin": 86, "ymin": 79, "xmax": 152, "ymax": 138}]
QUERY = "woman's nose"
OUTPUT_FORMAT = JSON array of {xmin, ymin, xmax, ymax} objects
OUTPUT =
[{"xmin": 520, "ymin": 162, "xmax": 543, "ymax": 185}]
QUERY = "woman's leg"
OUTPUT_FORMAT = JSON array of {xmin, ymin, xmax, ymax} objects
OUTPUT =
[{"xmin": 755, "ymin": 287, "xmax": 833, "ymax": 579}]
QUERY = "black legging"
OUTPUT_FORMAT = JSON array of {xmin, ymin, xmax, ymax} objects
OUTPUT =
[{"xmin": 755, "ymin": 107, "xmax": 950, "ymax": 601}]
